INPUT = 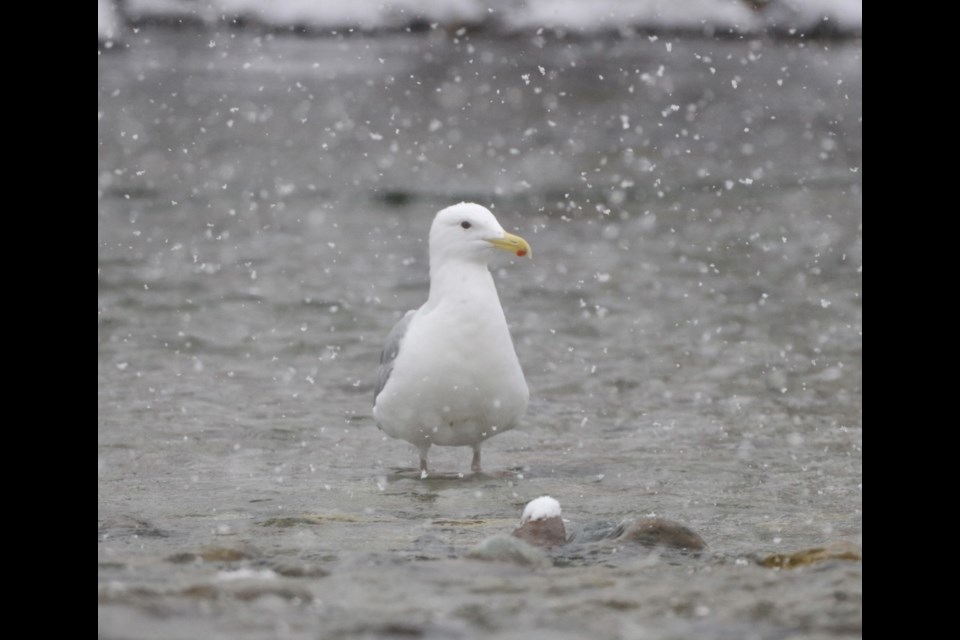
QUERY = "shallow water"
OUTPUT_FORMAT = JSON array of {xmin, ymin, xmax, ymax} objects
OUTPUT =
[{"xmin": 99, "ymin": 28, "xmax": 862, "ymax": 639}]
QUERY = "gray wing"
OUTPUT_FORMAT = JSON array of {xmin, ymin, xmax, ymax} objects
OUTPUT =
[{"xmin": 374, "ymin": 310, "xmax": 415, "ymax": 405}]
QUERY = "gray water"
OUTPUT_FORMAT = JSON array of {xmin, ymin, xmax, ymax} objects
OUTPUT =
[{"xmin": 98, "ymin": 29, "xmax": 862, "ymax": 639}]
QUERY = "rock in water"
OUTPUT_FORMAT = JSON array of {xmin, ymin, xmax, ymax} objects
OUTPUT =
[
  {"xmin": 512, "ymin": 496, "xmax": 567, "ymax": 548},
  {"xmin": 617, "ymin": 517, "xmax": 707, "ymax": 552}
]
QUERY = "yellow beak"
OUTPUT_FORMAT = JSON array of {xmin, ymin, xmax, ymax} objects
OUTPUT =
[{"xmin": 486, "ymin": 231, "xmax": 532, "ymax": 258}]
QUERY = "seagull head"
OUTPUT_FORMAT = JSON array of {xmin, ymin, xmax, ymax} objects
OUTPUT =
[{"xmin": 429, "ymin": 202, "xmax": 532, "ymax": 267}]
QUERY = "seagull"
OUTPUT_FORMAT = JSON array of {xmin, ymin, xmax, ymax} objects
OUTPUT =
[{"xmin": 373, "ymin": 203, "xmax": 531, "ymax": 477}]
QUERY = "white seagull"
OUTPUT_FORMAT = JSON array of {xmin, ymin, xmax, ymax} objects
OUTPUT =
[{"xmin": 373, "ymin": 203, "xmax": 531, "ymax": 477}]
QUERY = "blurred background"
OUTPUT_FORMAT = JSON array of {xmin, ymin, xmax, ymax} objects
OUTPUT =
[{"xmin": 99, "ymin": 2, "xmax": 861, "ymax": 638}]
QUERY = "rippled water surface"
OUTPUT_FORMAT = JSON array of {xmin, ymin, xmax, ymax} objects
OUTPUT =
[{"xmin": 99, "ymin": 29, "xmax": 862, "ymax": 639}]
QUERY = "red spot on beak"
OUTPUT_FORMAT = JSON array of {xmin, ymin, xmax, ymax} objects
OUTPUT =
[{"xmin": 516, "ymin": 249, "xmax": 527, "ymax": 257}]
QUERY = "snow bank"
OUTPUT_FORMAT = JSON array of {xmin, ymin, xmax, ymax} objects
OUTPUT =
[
  {"xmin": 98, "ymin": 0, "xmax": 121, "ymax": 41},
  {"xmin": 766, "ymin": 0, "xmax": 863, "ymax": 32},
  {"xmin": 510, "ymin": 0, "xmax": 760, "ymax": 33},
  {"xmin": 217, "ymin": 0, "xmax": 483, "ymax": 30},
  {"xmin": 109, "ymin": 0, "xmax": 862, "ymax": 35}
]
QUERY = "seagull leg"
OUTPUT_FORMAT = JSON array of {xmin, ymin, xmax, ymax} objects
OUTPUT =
[
  {"xmin": 419, "ymin": 446, "xmax": 430, "ymax": 479},
  {"xmin": 471, "ymin": 445, "xmax": 482, "ymax": 473}
]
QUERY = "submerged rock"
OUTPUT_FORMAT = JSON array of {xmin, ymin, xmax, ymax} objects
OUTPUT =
[
  {"xmin": 466, "ymin": 535, "xmax": 551, "ymax": 567},
  {"xmin": 166, "ymin": 545, "xmax": 259, "ymax": 564},
  {"xmin": 616, "ymin": 517, "xmax": 707, "ymax": 552},
  {"xmin": 272, "ymin": 562, "xmax": 331, "ymax": 578},
  {"xmin": 759, "ymin": 542, "xmax": 861, "ymax": 569}
]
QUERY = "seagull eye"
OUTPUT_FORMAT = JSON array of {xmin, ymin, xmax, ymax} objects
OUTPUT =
[{"xmin": 460, "ymin": 221, "xmax": 472, "ymax": 229}]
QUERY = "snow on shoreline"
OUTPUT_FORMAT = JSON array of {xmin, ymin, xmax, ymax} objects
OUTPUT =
[
  {"xmin": 100, "ymin": 0, "xmax": 862, "ymax": 41},
  {"xmin": 98, "ymin": 0, "xmax": 121, "ymax": 41}
]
